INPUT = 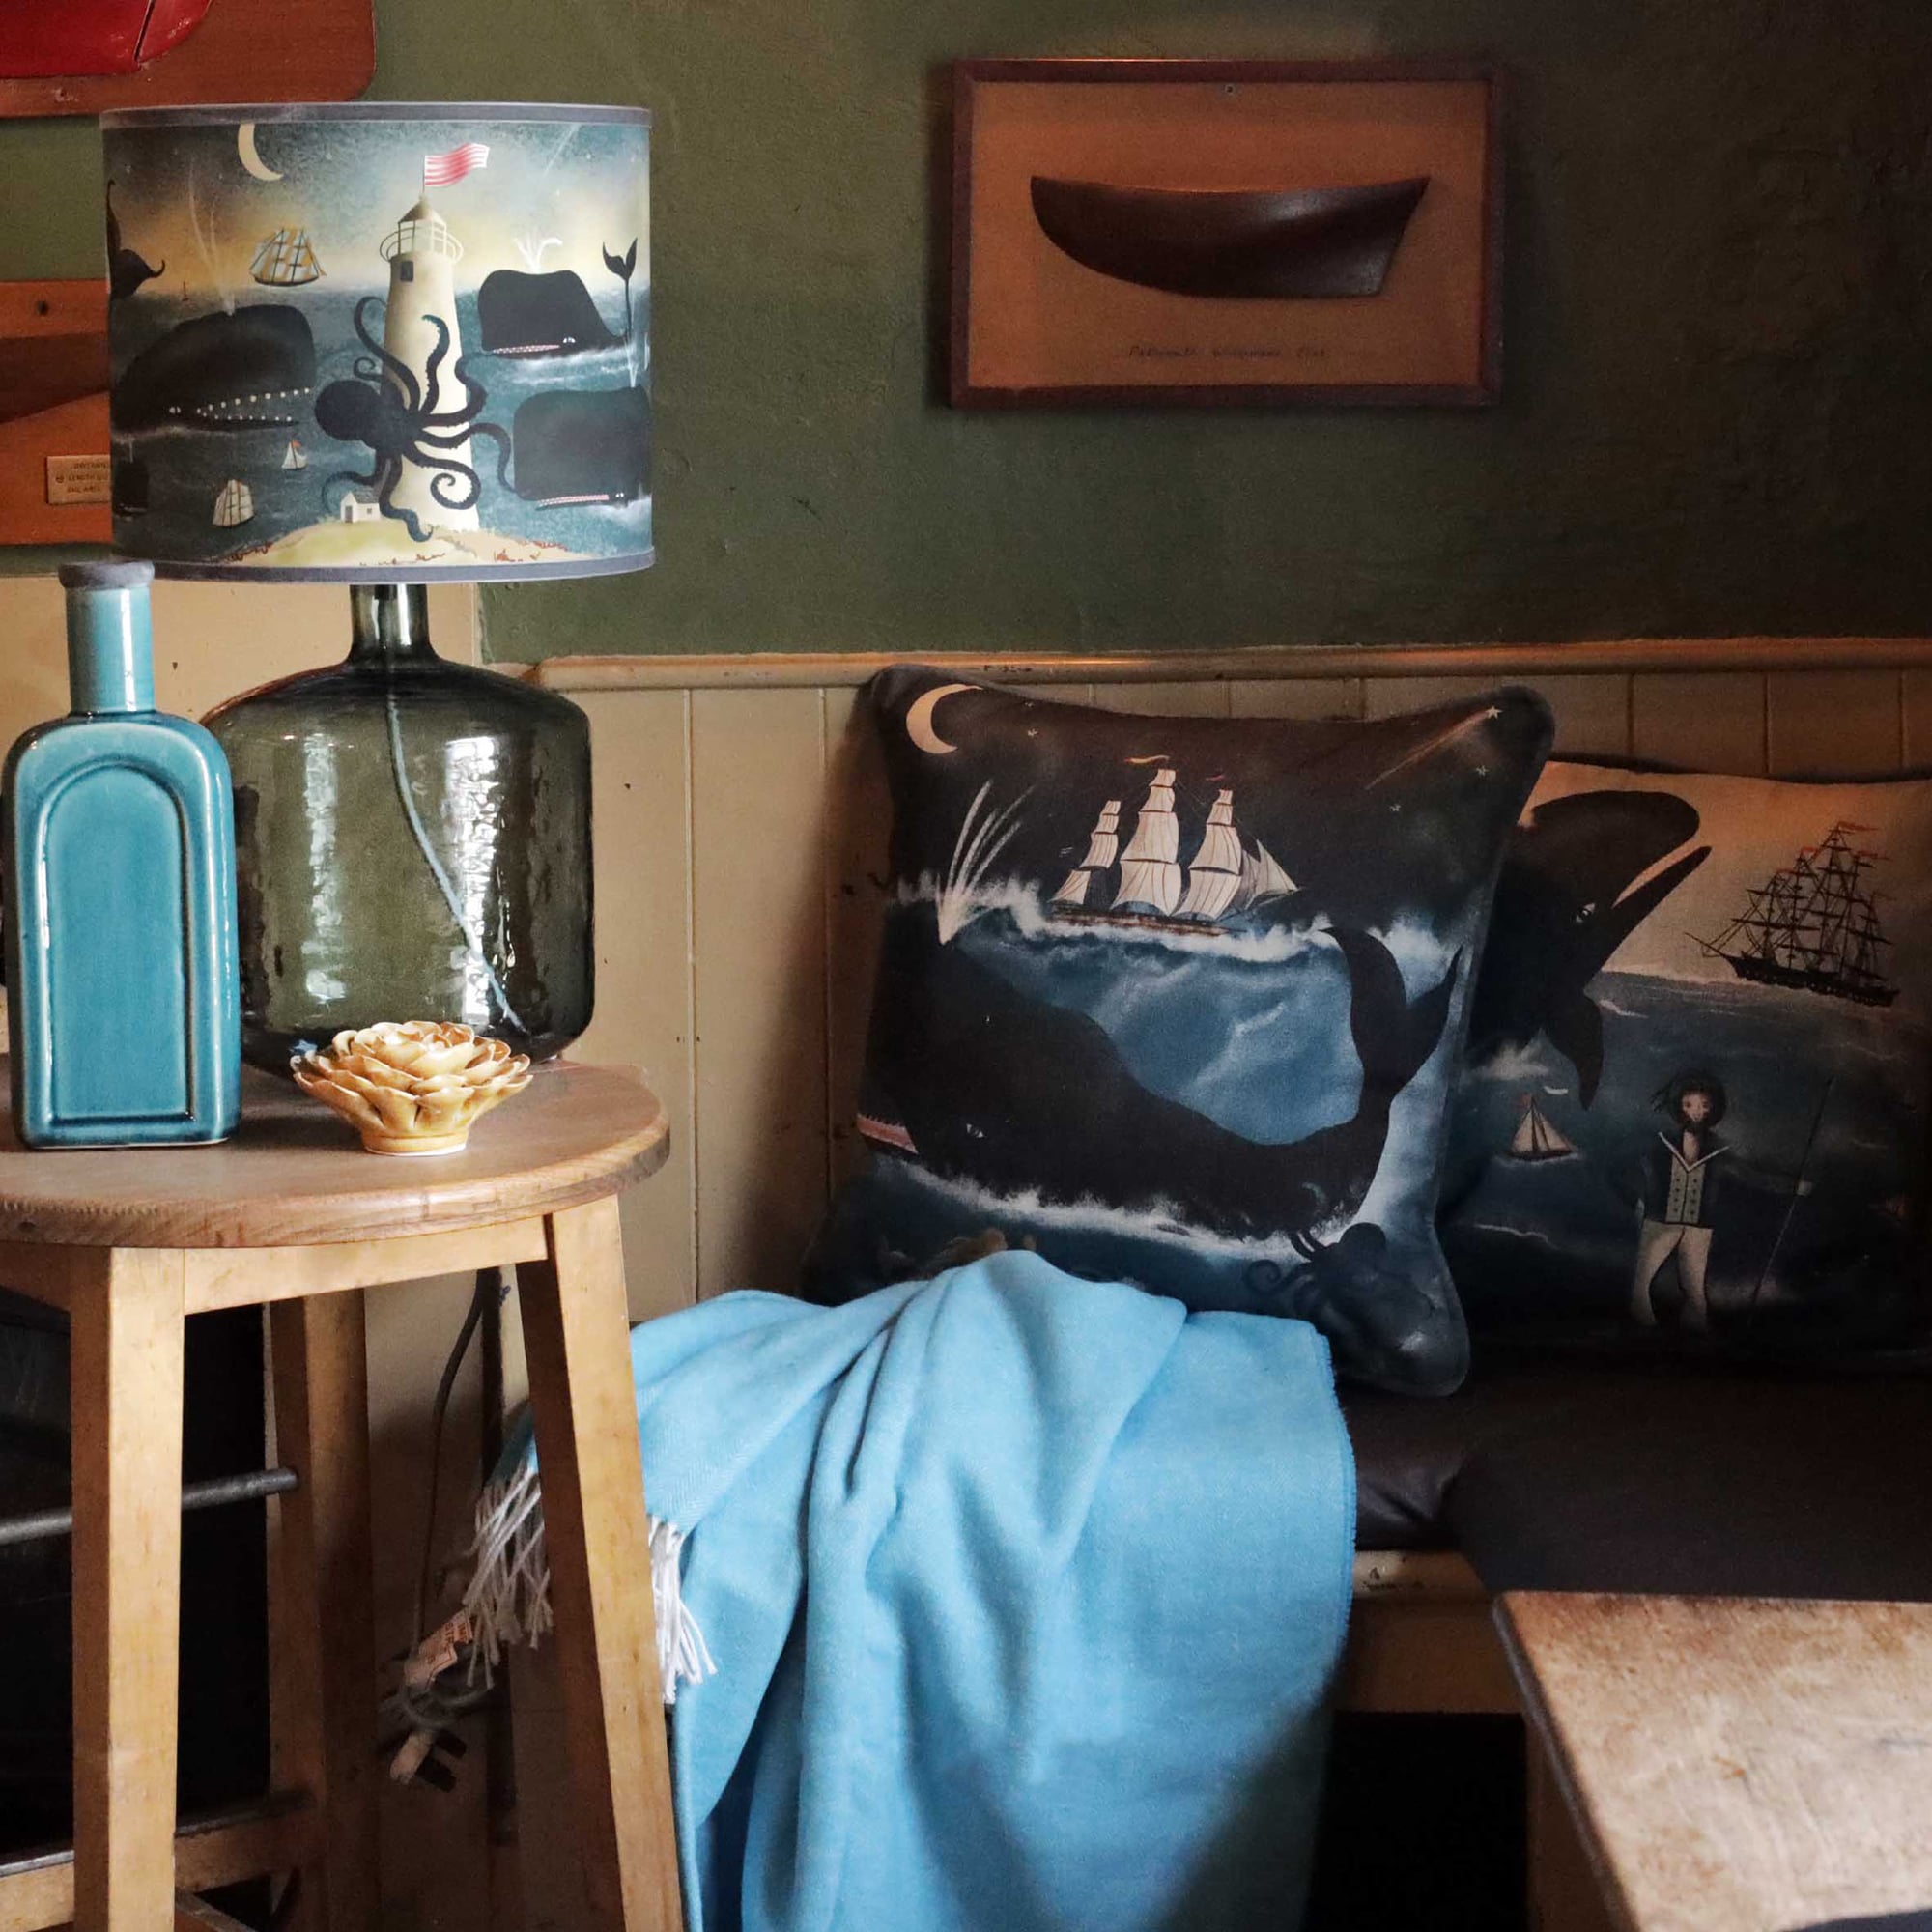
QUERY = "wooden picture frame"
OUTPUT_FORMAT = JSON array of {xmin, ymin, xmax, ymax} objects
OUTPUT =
[{"xmin": 949, "ymin": 59, "xmax": 1503, "ymax": 409}]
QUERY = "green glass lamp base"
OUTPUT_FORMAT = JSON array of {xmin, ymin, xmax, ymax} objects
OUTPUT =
[{"xmin": 205, "ymin": 584, "xmax": 594, "ymax": 1073}]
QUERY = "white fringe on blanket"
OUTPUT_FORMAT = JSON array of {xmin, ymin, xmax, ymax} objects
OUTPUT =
[{"xmin": 464, "ymin": 1461, "xmax": 718, "ymax": 1707}]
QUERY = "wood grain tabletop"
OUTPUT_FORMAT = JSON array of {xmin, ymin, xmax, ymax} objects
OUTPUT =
[{"xmin": 1499, "ymin": 1592, "xmax": 1932, "ymax": 1932}]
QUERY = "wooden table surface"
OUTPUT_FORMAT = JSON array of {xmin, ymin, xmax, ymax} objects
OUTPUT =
[
  {"xmin": 0, "ymin": 1057, "xmax": 669, "ymax": 1248},
  {"xmin": 1499, "ymin": 1592, "xmax": 1932, "ymax": 1932}
]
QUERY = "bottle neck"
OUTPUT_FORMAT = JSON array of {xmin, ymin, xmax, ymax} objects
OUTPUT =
[
  {"xmin": 346, "ymin": 584, "xmax": 440, "ymax": 664},
  {"xmin": 66, "ymin": 583, "xmax": 156, "ymax": 715}
]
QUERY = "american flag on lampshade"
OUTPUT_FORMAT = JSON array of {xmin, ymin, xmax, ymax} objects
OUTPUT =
[
  {"xmin": 99, "ymin": 102, "xmax": 651, "ymax": 582},
  {"xmin": 424, "ymin": 140, "xmax": 490, "ymax": 186}
]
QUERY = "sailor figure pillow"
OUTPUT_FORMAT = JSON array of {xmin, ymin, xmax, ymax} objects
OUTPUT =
[{"xmin": 1444, "ymin": 762, "xmax": 1932, "ymax": 1363}]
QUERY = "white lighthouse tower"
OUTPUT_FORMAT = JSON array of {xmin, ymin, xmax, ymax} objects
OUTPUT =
[{"xmin": 377, "ymin": 195, "xmax": 476, "ymax": 533}]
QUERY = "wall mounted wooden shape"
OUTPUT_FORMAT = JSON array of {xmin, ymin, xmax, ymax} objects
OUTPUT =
[
  {"xmin": 950, "ymin": 60, "xmax": 1503, "ymax": 409},
  {"xmin": 0, "ymin": 0, "xmax": 213, "ymax": 83},
  {"xmin": 0, "ymin": 281, "xmax": 110, "ymax": 546},
  {"xmin": 0, "ymin": 0, "xmax": 372, "ymax": 118}
]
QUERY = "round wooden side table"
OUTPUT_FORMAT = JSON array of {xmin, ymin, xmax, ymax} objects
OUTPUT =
[{"xmin": 0, "ymin": 1059, "xmax": 680, "ymax": 1932}]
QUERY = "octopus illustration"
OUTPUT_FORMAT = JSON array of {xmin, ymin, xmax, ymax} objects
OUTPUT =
[{"xmin": 314, "ymin": 298, "xmax": 510, "ymax": 542}]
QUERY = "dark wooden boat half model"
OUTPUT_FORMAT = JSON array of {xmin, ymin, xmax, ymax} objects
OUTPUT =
[{"xmin": 1029, "ymin": 175, "xmax": 1431, "ymax": 299}]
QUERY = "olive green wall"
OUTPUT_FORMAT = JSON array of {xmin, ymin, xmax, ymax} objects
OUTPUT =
[{"xmin": 5, "ymin": 1, "xmax": 1930, "ymax": 661}]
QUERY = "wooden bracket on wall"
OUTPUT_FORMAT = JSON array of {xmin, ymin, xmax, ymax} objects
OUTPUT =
[{"xmin": 0, "ymin": 279, "xmax": 110, "ymax": 547}]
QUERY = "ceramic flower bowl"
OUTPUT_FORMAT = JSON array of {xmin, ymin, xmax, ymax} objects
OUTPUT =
[{"xmin": 292, "ymin": 1022, "xmax": 532, "ymax": 1156}]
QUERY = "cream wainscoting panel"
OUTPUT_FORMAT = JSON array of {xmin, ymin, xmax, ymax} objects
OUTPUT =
[
  {"xmin": 571, "ymin": 688, "xmax": 699, "ymax": 1321},
  {"xmin": 1905, "ymin": 673, "xmax": 1932, "ymax": 766},
  {"xmin": 1228, "ymin": 677, "xmax": 1365, "ymax": 721},
  {"xmin": 554, "ymin": 643, "xmax": 1926, "ymax": 1304},
  {"xmin": 0, "ymin": 576, "xmax": 477, "ymax": 728},
  {"xmin": 1631, "ymin": 669, "xmax": 1769, "ymax": 774},
  {"xmin": 1093, "ymin": 681, "xmax": 1234, "ymax": 717},
  {"xmin": 690, "ymin": 687, "xmax": 835, "ymax": 1298},
  {"xmin": 823, "ymin": 687, "xmax": 893, "ymax": 1194},
  {"xmin": 1767, "ymin": 669, "xmax": 1906, "ymax": 777}
]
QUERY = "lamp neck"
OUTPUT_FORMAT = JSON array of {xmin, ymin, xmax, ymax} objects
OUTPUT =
[{"xmin": 347, "ymin": 584, "xmax": 439, "ymax": 662}]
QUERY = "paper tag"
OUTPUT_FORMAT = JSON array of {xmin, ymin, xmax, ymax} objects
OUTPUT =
[
  {"xmin": 403, "ymin": 1608, "xmax": 475, "ymax": 1689},
  {"xmin": 45, "ymin": 454, "xmax": 112, "ymax": 506}
]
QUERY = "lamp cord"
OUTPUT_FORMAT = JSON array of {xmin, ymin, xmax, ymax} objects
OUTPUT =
[
  {"xmin": 393, "ymin": 1267, "xmax": 509, "ymax": 1741},
  {"xmin": 383, "ymin": 682, "xmax": 527, "ymax": 1034}
]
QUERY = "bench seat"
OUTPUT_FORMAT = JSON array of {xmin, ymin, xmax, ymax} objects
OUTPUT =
[{"xmin": 1345, "ymin": 1354, "xmax": 1932, "ymax": 1601}]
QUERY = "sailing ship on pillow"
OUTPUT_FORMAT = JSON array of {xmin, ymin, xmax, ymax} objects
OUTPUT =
[
  {"xmin": 807, "ymin": 668, "xmax": 1552, "ymax": 1395},
  {"xmin": 1443, "ymin": 764, "xmax": 1932, "ymax": 1360}
]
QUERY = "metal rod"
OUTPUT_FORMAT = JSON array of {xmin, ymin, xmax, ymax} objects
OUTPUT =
[
  {"xmin": 0, "ymin": 1464, "xmax": 298, "ymax": 1550},
  {"xmin": 0, "ymin": 1787, "xmax": 311, "ymax": 1881}
]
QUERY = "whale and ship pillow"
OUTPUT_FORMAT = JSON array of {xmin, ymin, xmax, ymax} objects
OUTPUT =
[
  {"xmin": 803, "ymin": 668, "xmax": 1553, "ymax": 1395},
  {"xmin": 1442, "ymin": 762, "xmax": 1932, "ymax": 1361}
]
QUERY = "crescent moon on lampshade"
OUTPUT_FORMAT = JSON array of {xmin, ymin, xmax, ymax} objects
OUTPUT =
[
  {"xmin": 238, "ymin": 124, "xmax": 282, "ymax": 183},
  {"xmin": 905, "ymin": 683, "xmax": 972, "ymax": 755}
]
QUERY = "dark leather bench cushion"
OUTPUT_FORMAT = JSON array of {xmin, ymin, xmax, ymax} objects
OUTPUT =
[
  {"xmin": 1796, "ymin": 1918, "xmax": 1932, "ymax": 1931},
  {"xmin": 1344, "ymin": 1356, "xmax": 1932, "ymax": 1602}
]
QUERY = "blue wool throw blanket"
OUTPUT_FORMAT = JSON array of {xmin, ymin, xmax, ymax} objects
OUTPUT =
[{"xmin": 467, "ymin": 1252, "xmax": 1354, "ymax": 1932}]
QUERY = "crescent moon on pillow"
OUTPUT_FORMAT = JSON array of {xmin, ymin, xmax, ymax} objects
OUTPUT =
[{"xmin": 905, "ymin": 683, "xmax": 972, "ymax": 755}]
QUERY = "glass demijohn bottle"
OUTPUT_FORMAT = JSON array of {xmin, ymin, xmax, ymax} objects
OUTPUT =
[{"xmin": 204, "ymin": 584, "xmax": 593, "ymax": 1072}]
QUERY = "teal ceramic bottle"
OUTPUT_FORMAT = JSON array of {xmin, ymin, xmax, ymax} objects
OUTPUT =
[{"xmin": 2, "ymin": 561, "xmax": 240, "ymax": 1146}]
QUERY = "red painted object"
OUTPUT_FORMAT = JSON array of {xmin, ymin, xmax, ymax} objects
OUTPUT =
[{"xmin": 0, "ymin": 0, "xmax": 214, "ymax": 78}]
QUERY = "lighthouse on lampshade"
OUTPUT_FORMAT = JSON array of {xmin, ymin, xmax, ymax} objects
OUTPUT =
[{"xmin": 378, "ymin": 155, "xmax": 481, "ymax": 533}]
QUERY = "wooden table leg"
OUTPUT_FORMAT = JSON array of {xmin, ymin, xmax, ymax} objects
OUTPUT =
[
  {"xmin": 70, "ymin": 1249, "xmax": 187, "ymax": 1932},
  {"xmin": 1527, "ymin": 1735, "xmax": 1622, "ymax": 1932},
  {"xmin": 518, "ymin": 1198, "xmax": 681, "ymax": 1932},
  {"xmin": 269, "ymin": 1293, "xmax": 378, "ymax": 1932}
]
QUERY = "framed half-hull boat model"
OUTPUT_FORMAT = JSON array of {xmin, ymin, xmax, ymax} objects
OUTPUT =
[{"xmin": 950, "ymin": 60, "xmax": 1502, "ymax": 408}]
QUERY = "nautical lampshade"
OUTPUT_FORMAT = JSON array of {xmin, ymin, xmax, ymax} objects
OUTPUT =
[{"xmin": 99, "ymin": 102, "xmax": 650, "ymax": 580}]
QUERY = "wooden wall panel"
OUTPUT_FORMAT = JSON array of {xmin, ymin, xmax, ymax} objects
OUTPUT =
[
  {"xmin": 574, "ymin": 690, "xmax": 697, "ymax": 1320},
  {"xmin": 1905, "ymin": 674, "xmax": 1932, "ymax": 767},
  {"xmin": 1532, "ymin": 675, "xmax": 1631, "ymax": 759},
  {"xmin": 1767, "ymin": 670, "xmax": 1905, "ymax": 777},
  {"xmin": 823, "ymin": 689, "xmax": 892, "ymax": 1191},
  {"xmin": 690, "ymin": 688, "xmax": 833, "ymax": 1297},
  {"xmin": 1088, "ymin": 681, "xmax": 1234, "ymax": 717},
  {"xmin": 1631, "ymin": 672, "xmax": 1768, "ymax": 774},
  {"xmin": 1228, "ymin": 677, "xmax": 1365, "ymax": 721},
  {"xmin": 1363, "ymin": 674, "xmax": 1506, "ymax": 719}
]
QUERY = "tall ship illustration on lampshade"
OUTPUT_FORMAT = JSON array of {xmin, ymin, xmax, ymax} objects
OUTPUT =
[
  {"xmin": 1054, "ymin": 771, "xmax": 1296, "ymax": 934},
  {"xmin": 249, "ymin": 226, "xmax": 323, "ymax": 287}
]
